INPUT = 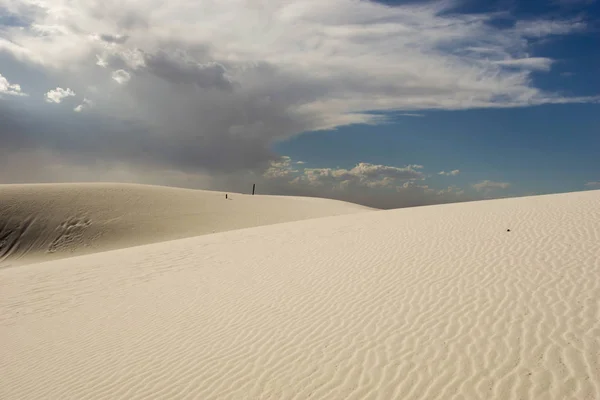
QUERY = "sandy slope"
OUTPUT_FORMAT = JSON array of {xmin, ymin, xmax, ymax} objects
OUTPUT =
[
  {"xmin": 2, "ymin": 190, "xmax": 600, "ymax": 399},
  {"xmin": 0, "ymin": 183, "xmax": 372, "ymax": 267}
]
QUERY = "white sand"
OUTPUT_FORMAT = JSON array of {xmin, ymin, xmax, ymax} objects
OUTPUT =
[
  {"xmin": 2, "ymin": 189, "xmax": 599, "ymax": 399},
  {"xmin": 0, "ymin": 183, "xmax": 371, "ymax": 267}
]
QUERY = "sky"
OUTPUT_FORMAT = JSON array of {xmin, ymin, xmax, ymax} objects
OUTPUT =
[{"xmin": 0, "ymin": 0, "xmax": 598, "ymax": 209}]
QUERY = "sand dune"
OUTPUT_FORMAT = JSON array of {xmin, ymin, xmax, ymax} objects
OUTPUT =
[
  {"xmin": 0, "ymin": 183, "xmax": 372, "ymax": 267},
  {"xmin": 2, "ymin": 190, "xmax": 600, "ymax": 399}
]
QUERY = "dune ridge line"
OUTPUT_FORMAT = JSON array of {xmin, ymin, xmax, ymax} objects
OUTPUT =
[{"xmin": 0, "ymin": 182, "xmax": 373, "ymax": 267}]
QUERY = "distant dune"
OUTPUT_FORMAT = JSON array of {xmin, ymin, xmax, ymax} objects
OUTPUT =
[
  {"xmin": 0, "ymin": 183, "xmax": 373, "ymax": 267},
  {"xmin": 2, "ymin": 189, "xmax": 599, "ymax": 399}
]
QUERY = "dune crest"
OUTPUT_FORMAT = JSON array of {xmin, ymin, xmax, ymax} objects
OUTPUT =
[
  {"xmin": 0, "ymin": 183, "xmax": 372, "ymax": 267},
  {"xmin": 1, "ymin": 189, "xmax": 599, "ymax": 399}
]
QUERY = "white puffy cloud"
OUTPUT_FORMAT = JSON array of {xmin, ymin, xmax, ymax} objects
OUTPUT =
[
  {"xmin": 263, "ymin": 156, "xmax": 298, "ymax": 179},
  {"xmin": 0, "ymin": 73, "xmax": 26, "ymax": 96},
  {"xmin": 289, "ymin": 163, "xmax": 425, "ymax": 189},
  {"xmin": 263, "ymin": 159, "xmax": 425, "ymax": 190},
  {"xmin": 44, "ymin": 87, "xmax": 76, "ymax": 103},
  {"xmin": 258, "ymin": 158, "xmax": 472, "ymax": 208},
  {"xmin": 438, "ymin": 170, "xmax": 460, "ymax": 176},
  {"xmin": 111, "ymin": 69, "xmax": 131, "ymax": 84}
]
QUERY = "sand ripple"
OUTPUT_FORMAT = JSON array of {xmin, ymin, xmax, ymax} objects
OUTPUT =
[{"xmin": 1, "ymin": 190, "xmax": 599, "ymax": 399}]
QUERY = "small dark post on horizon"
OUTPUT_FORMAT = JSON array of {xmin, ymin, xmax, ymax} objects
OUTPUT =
[{"xmin": 252, "ymin": 184, "xmax": 256, "ymax": 195}]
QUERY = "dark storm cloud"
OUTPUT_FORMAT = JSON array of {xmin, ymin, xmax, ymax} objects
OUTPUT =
[
  {"xmin": 99, "ymin": 33, "xmax": 129, "ymax": 44},
  {"xmin": 87, "ymin": 1, "xmax": 149, "ymax": 31},
  {"xmin": 143, "ymin": 51, "xmax": 233, "ymax": 90},
  {"xmin": 0, "ymin": 59, "xmax": 309, "ymax": 175}
]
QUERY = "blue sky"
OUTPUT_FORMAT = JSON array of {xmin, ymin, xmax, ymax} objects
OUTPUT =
[
  {"xmin": 275, "ymin": 0, "xmax": 600, "ymax": 201},
  {"xmin": 0, "ymin": 0, "xmax": 598, "ymax": 208},
  {"xmin": 276, "ymin": 103, "xmax": 600, "ymax": 197}
]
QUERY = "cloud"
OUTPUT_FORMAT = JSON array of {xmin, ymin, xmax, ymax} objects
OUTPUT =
[
  {"xmin": 96, "ymin": 55, "xmax": 109, "ymax": 68},
  {"xmin": 111, "ymin": 69, "xmax": 131, "ymax": 84},
  {"xmin": 44, "ymin": 87, "xmax": 75, "ymax": 103},
  {"xmin": 0, "ymin": 9, "xmax": 32, "ymax": 28},
  {"xmin": 258, "ymin": 158, "xmax": 471, "ymax": 208},
  {"xmin": 289, "ymin": 163, "xmax": 425, "ymax": 189},
  {"xmin": 0, "ymin": 73, "xmax": 26, "ymax": 96},
  {"xmin": 438, "ymin": 170, "xmax": 460, "ymax": 176},
  {"xmin": 142, "ymin": 51, "xmax": 232, "ymax": 90},
  {"xmin": 514, "ymin": 19, "xmax": 587, "ymax": 38},
  {"xmin": 473, "ymin": 180, "xmax": 510, "ymax": 192},
  {"xmin": 0, "ymin": 0, "xmax": 597, "ymax": 198},
  {"xmin": 263, "ymin": 159, "xmax": 425, "ymax": 190},
  {"xmin": 263, "ymin": 156, "xmax": 298, "ymax": 179},
  {"xmin": 436, "ymin": 185, "xmax": 465, "ymax": 196},
  {"xmin": 74, "ymin": 98, "xmax": 93, "ymax": 112},
  {"xmin": 398, "ymin": 113, "xmax": 425, "ymax": 117},
  {"xmin": 98, "ymin": 34, "xmax": 129, "ymax": 44},
  {"xmin": 494, "ymin": 58, "xmax": 554, "ymax": 71}
]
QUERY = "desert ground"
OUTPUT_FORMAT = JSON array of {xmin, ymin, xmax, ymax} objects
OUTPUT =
[
  {"xmin": 0, "ymin": 183, "xmax": 371, "ymax": 267},
  {"xmin": 1, "ymin": 183, "xmax": 599, "ymax": 399}
]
